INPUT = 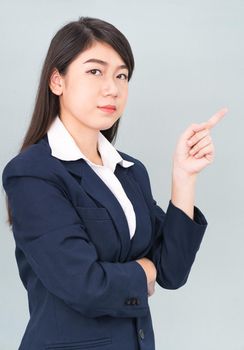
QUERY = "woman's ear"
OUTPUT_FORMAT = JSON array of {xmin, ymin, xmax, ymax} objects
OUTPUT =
[{"xmin": 49, "ymin": 68, "xmax": 63, "ymax": 95}]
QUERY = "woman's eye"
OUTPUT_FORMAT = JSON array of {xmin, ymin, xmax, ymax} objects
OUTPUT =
[
  {"xmin": 118, "ymin": 73, "xmax": 128, "ymax": 80},
  {"xmin": 88, "ymin": 69, "xmax": 102, "ymax": 76}
]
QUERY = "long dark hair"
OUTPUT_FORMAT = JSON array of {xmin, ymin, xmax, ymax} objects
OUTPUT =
[{"xmin": 5, "ymin": 16, "xmax": 135, "ymax": 226}]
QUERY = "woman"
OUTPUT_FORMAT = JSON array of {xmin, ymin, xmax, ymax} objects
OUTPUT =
[{"xmin": 2, "ymin": 17, "xmax": 226, "ymax": 350}]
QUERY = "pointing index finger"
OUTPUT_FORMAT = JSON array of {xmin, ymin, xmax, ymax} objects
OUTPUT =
[{"xmin": 206, "ymin": 107, "xmax": 228, "ymax": 129}]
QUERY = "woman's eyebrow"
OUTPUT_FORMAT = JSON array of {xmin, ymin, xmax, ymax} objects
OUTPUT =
[{"xmin": 83, "ymin": 58, "xmax": 128, "ymax": 70}]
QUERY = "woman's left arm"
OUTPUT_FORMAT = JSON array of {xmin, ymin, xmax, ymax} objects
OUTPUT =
[
  {"xmin": 171, "ymin": 107, "xmax": 228, "ymax": 219},
  {"xmin": 144, "ymin": 108, "xmax": 228, "ymax": 291}
]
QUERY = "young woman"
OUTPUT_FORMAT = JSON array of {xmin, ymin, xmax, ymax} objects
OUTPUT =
[{"xmin": 2, "ymin": 17, "xmax": 226, "ymax": 350}]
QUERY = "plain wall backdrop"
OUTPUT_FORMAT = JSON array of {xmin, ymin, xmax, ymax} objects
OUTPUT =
[{"xmin": 0, "ymin": 1, "xmax": 243, "ymax": 349}]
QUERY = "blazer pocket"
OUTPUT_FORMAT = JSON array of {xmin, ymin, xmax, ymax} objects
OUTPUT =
[
  {"xmin": 74, "ymin": 206, "xmax": 120, "ymax": 261},
  {"xmin": 75, "ymin": 206, "xmax": 111, "ymax": 221},
  {"xmin": 45, "ymin": 336, "xmax": 112, "ymax": 349}
]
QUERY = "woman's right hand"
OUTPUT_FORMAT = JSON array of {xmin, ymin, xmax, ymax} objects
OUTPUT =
[{"xmin": 136, "ymin": 257, "xmax": 157, "ymax": 297}]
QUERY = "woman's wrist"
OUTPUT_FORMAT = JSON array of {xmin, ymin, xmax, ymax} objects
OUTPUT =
[
  {"xmin": 136, "ymin": 258, "xmax": 156, "ymax": 284},
  {"xmin": 172, "ymin": 164, "xmax": 198, "ymax": 183},
  {"xmin": 171, "ymin": 166, "xmax": 197, "ymax": 220}
]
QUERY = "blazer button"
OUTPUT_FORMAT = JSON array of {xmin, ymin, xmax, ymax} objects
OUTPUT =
[
  {"xmin": 138, "ymin": 328, "xmax": 145, "ymax": 340},
  {"xmin": 131, "ymin": 298, "xmax": 137, "ymax": 305},
  {"xmin": 136, "ymin": 298, "xmax": 140, "ymax": 305},
  {"xmin": 125, "ymin": 298, "xmax": 132, "ymax": 305}
]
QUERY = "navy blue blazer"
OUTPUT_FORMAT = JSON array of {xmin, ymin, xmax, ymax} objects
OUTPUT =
[{"xmin": 2, "ymin": 134, "xmax": 207, "ymax": 350}]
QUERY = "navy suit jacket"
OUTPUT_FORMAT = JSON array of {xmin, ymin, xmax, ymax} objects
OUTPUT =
[{"xmin": 2, "ymin": 134, "xmax": 207, "ymax": 350}]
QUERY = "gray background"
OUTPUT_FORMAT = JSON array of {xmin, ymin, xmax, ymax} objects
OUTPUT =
[{"xmin": 0, "ymin": 0, "xmax": 243, "ymax": 349}]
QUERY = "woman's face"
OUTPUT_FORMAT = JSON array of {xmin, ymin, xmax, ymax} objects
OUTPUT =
[{"xmin": 53, "ymin": 41, "xmax": 129, "ymax": 132}]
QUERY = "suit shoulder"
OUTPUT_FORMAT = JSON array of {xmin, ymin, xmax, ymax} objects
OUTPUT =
[{"xmin": 2, "ymin": 138, "xmax": 61, "ymax": 188}]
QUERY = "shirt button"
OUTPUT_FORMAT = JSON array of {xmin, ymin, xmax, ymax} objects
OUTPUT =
[{"xmin": 138, "ymin": 328, "xmax": 145, "ymax": 340}]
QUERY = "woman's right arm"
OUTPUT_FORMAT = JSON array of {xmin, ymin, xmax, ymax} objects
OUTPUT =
[{"xmin": 2, "ymin": 165, "xmax": 150, "ymax": 319}]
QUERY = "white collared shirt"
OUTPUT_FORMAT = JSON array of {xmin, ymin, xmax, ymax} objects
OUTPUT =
[{"xmin": 47, "ymin": 116, "xmax": 136, "ymax": 239}]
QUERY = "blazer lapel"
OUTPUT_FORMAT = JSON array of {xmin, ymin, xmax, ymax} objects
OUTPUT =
[
  {"xmin": 114, "ymin": 165, "xmax": 152, "ymax": 260},
  {"xmin": 61, "ymin": 159, "xmax": 131, "ymax": 261}
]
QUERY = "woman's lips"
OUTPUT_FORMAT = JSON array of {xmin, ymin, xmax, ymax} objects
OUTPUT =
[{"xmin": 98, "ymin": 106, "xmax": 117, "ymax": 114}]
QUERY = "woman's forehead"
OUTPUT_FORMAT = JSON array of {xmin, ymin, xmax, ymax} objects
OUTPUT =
[{"xmin": 74, "ymin": 41, "xmax": 127, "ymax": 68}]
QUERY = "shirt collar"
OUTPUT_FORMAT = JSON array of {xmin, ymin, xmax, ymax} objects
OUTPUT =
[{"xmin": 47, "ymin": 116, "xmax": 134, "ymax": 173}]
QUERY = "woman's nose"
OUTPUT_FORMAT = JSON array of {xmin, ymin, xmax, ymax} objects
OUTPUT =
[{"xmin": 102, "ymin": 77, "xmax": 119, "ymax": 97}]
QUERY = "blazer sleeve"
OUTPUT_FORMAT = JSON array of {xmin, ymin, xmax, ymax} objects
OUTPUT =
[
  {"xmin": 2, "ymin": 163, "xmax": 149, "ymax": 319},
  {"xmin": 133, "ymin": 159, "xmax": 208, "ymax": 290}
]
